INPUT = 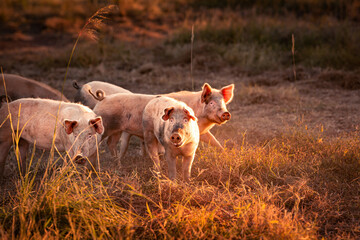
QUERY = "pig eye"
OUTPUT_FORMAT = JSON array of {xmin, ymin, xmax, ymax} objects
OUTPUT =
[
  {"xmin": 170, "ymin": 118, "xmax": 174, "ymax": 123},
  {"xmin": 209, "ymin": 101, "xmax": 214, "ymax": 106},
  {"xmin": 183, "ymin": 118, "xmax": 188, "ymax": 123}
]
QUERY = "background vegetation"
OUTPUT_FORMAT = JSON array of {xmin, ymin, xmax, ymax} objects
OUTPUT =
[{"xmin": 1, "ymin": 0, "xmax": 360, "ymax": 71}]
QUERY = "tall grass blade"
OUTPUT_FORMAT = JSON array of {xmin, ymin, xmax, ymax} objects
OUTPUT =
[
  {"xmin": 191, "ymin": 25, "xmax": 195, "ymax": 91},
  {"xmin": 292, "ymin": 33, "xmax": 297, "ymax": 81}
]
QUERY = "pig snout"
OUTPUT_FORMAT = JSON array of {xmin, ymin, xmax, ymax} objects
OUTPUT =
[
  {"xmin": 170, "ymin": 132, "xmax": 182, "ymax": 147},
  {"xmin": 221, "ymin": 112, "xmax": 231, "ymax": 122},
  {"xmin": 73, "ymin": 155, "xmax": 86, "ymax": 165}
]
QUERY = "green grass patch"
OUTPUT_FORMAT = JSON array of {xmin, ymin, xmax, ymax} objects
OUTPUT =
[
  {"xmin": 167, "ymin": 19, "xmax": 360, "ymax": 70},
  {"xmin": 187, "ymin": 0, "xmax": 358, "ymax": 20}
]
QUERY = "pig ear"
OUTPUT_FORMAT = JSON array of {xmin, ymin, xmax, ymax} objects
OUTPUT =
[
  {"xmin": 201, "ymin": 83, "xmax": 212, "ymax": 103},
  {"xmin": 184, "ymin": 109, "xmax": 197, "ymax": 121},
  {"xmin": 162, "ymin": 107, "xmax": 175, "ymax": 121},
  {"xmin": 89, "ymin": 117, "xmax": 104, "ymax": 134},
  {"xmin": 221, "ymin": 84, "xmax": 234, "ymax": 104},
  {"xmin": 0, "ymin": 95, "xmax": 12, "ymax": 107},
  {"xmin": 64, "ymin": 120, "xmax": 79, "ymax": 134}
]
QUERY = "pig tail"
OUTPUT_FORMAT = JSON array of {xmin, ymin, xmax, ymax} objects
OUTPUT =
[{"xmin": 88, "ymin": 89, "xmax": 105, "ymax": 101}]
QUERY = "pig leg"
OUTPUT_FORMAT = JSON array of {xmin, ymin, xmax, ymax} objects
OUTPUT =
[
  {"xmin": 182, "ymin": 154, "xmax": 195, "ymax": 182},
  {"xmin": 107, "ymin": 132, "xmax": 121, "ymax": 157},
  {"xmin": 200, "ymin": 131, "xmax": 224, "ymax": 150},
  {"xmin": 18, "ymin": 138, "xmax": 29, "ymax": 176},
  {"xmin": 86, "ymin": 151, "xmax": 100, "ymax": 172},
  {"xmin": 144, "ymin": 132, "xmax": 161, "ymax": 174},
  {"xmin": 121, "ymin": 132, "xmax": 147, "ymax": 157},
  {"xmin": 158, "ymin": 144, "xmax": 165, "ymax": 156},
  {"xmin": 139, "ymin": 141, "xmax": 146, "ymax": 157},
  {"xmin": 0, "ymin": 140, "xmax": 12, "ymax": 179},
  {"xmin": 119, "ymin": 132, "xmax": 130, "ymax": 160},
  {"xmin": 164, "ymin": 150, "xmax": 177, "ymax": 180}
]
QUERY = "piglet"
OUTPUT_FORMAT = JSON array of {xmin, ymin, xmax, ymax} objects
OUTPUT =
[{"xmin": 143, "ymin": 96, "xmax": 199, "ymax": 182}]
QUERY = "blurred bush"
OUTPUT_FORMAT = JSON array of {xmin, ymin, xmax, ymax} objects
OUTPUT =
[{"xmin": 187, "ymin": 0, "xmax": 360, "ymax": 21}]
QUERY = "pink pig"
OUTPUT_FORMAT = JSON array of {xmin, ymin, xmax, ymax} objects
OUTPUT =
[
  {"xmin": 143, "ymin": 96, "xmax": 199, "ymax": 181},
  {"xmin": 0, "ymin": 98, "xmax": 104, "ymax": 178}
]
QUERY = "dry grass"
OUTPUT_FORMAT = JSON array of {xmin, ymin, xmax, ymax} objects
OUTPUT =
[
  {"xmin": 0, "ymin": 127, "xmax": 359, "ymax": 239},
  {"xmin": 317, "ymin": 70, "xmax": 360, "ymax": 90},
  {"xmin": 235, "ymin": 84, "xmax": 300, "ymax": 105},
  {"xmin": 167, "ymin": 17, "xmax": 360, "ymax": 71}
]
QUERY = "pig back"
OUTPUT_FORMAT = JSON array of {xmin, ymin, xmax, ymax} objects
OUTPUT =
[
  {"xmin": 93, "ymin": 93, "xmax": 155, "ymax": 137},
  {"xmin": 0, "ymin": 99, "xmax": 70, "ymax": 148},
  {"xmin": 76, "ymin": 81, "xmax": 131, "ymax": 109},
  {"xmin": 1, "ymin": 74, "xmax": 69, "ymax": 102},
  {"xmin": 1, "ymin": 98, "xmax": 95, "ymax": 148},
  {"xmin": 87, "ymin": 81, "xmax": 131, "ymax": 95},
  {"xmin": 164, "ymin": 91, "xmax": 201, "ymax": 114}
]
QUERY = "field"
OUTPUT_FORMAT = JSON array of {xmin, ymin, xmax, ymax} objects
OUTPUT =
[{"xmin": 0, "ymin": 1, "xmax": 360, "ymax": 239}]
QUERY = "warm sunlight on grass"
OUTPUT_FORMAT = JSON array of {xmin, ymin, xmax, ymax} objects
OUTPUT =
[{"xmin": 0, "ymin": 127, "xmax": 359, "ymax": 238}]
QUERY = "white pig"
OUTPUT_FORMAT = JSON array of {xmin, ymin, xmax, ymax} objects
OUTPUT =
[
  {"xmin": 1, "ymin": 74, "xmax": 70, "ymax": 102},
  {"xmin": 143, "ymin": 96, "xmax": 199, "ymax": 181},
  {"xmin": 73, "ymin": 80, "xmax": 131, "ymax": 109},
  {"xmin": 0, "ymin": 98, "xmax": 104, "ymax": 178}
]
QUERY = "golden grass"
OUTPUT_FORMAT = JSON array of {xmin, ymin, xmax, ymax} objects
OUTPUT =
[
  {"xmin": 235, "ymin": 84, "xmax": 300, "ymax": 105},
  {"xmin": 0, "ymin": 126, "xmax": 359, "ymax": 239}
]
